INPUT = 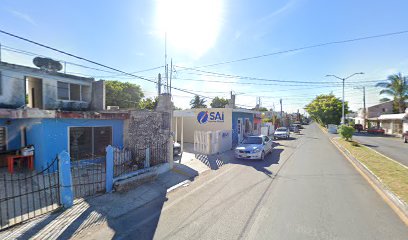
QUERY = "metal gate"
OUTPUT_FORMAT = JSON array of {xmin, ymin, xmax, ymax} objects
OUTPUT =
[
  {"xmin": 70, "ymin": 158, "xmax": 106, "ymax": 199},
  {"xmin": 0, "ymin": 157, "xmax": 60, "ymax": 230}
]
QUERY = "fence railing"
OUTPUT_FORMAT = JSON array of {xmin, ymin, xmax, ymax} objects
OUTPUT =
[
  {"xmin": 0, "ymin": 140, "xmax": 169, "ymax": 230},
  {"xmin": 70, "ymin": 159, "xmax": 106, "ymax": 199},
  {"xmin": 0, "ymin": 157, "xmax": 60, "ymax": 230},
  {"xmin": 113, "ymin": 140, "xmax": 168, "ymax": 179}
]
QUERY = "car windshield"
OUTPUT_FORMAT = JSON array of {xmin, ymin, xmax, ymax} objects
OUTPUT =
[
  {"xmin": 242, "ymin": 137, "xmax": 262, "ymax": 144},
  {"xmin": 276, "ymin": 128, "xmax": 287, "ymax": 131}
]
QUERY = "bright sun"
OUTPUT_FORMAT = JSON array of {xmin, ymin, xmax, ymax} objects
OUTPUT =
[{"xmin": 155, "ymin": 0, "xmax": 223, "ymax": 58}]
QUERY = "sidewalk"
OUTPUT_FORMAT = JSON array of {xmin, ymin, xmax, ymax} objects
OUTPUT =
[{"xmin": 0, "ymin": 144, "xmax": 234, "ymax": 240}]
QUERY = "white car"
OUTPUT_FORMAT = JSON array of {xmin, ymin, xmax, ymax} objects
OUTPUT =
[
  {"xmin": 235, "ymin": 135, "xmax": 273, "ymax": 160},
  {"xmin": 274, "ymin": 127, "xmax": 290, "ymax": 139}
]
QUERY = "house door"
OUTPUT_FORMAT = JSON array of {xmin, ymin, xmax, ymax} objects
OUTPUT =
[
  {"xmin": 237, "ymin": 118, "xmax": 243, "ymax": 142},
  {"xmin": 26, "ymin": 76, "xmax": 43, "ymax": 109}
]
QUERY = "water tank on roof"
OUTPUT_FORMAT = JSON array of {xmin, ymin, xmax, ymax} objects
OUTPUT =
[{"xmin": 33, "ymin": 57, "xmax": 63, "ymax": 72}]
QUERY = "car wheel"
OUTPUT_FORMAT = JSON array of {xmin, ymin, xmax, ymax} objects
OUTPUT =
[
  {"xmin": 261, "ymin": 151, "xmax": 265, "ymax": 161},
  {"xmin": 405, "ymin": 137, "xmax": 407, "ymax": 143}
]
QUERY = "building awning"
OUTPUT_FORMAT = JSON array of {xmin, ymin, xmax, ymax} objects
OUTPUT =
[{"xmin": 378, "ymin": 113, "xmax": 407, "ymax": 120}]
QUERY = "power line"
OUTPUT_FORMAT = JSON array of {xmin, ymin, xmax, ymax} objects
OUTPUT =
[
  {"xmin": 178, "ymin": 30, "xmax": 408, "ymax": 69},
  {"xmin": 1, "ymin": 44, "xmax": 163, "ymax": 77},
  {"xmin": 175, "ymin": 65, "xmax": 381, "ymax": 84},
  {"xmin": 171, "ymin": 76, "xmax": 381, "ymax": 87},
  {"xmin": 0, "ymin": 29, "xmax": 217, "ymax": 101}
]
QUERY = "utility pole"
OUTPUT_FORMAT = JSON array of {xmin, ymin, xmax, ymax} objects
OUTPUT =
[
  {"xmin": 169, "ymin": 59, "xmax": 173, "ymax": 95},
  {"xmin": 230, "ymin": 91, "xmax": 235, "ymax": 108},
  {"xmin": 363, "ymin": 86, "xmax": 366, "ymax": 128},
  {"xmin": 280, "ymin": 99, "xmax": 283, "ymax": 126},
  {"xmin": 164, "ymin": 32, "xmax": 168, "ymax": 93},
  {"xmin": 355, "ymin": 86, "xmax": 367, "ymax": 128},
  {"xmin": 157, "ymin": 73, "xmax": 162, "ymax": 95},
  {"xmin": 0, "ymin": 42, "xmax": 2, "ymax": 62}
]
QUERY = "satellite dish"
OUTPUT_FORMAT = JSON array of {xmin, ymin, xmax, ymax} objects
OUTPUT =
[{"xmin": 33, "ymin": 57, "xmax": 63, "ymax": 72}]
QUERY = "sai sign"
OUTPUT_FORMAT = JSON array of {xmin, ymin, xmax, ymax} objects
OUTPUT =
[{"xmin": 197, "ymin": 111, "xmax": 225, "ymax": 124}]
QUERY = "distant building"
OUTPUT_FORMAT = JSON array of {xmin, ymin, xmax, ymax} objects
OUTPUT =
[{"xmin": 354, "ymin": 101, "xmax": 394, "ymax": 127}]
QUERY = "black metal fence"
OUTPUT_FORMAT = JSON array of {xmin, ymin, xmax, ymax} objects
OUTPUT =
[
  {"xmin": 149, "ymin": 140, "xmax": 168, "ymax": 166},
  {"xmin": 0, "ymin": 157, "xmax": 60, "ymax": 230},
  {"xmin": 113, "ymin": 147, "xmax": 144, "ymax": 178},
  {"xmin": 113, "ymin": 140, "xmax": 168, "ymax": 179},
  {"xmin": 70, "ymin": 158, "xmax": 106, "ymax": 199}
]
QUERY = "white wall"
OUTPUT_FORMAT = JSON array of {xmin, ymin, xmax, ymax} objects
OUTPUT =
[
  {"xmin": 173, "ymin": 108, "xmax": 233, "ymax": 143},
  {"xmin": 0, "ymin": 64, "xmax": 93, "ymax": 110}
]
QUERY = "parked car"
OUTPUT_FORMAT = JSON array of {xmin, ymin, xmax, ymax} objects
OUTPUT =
[
  {"xmin": 367, "ymin": 127, "xmax": 385, "ymax": 134},
  {"xmin": 274, "ymin": 127, "xmax": 290, "ymax": 139},
  {"xmin": 327, "ymin": 124, "xmax": 338, "ymax": 134},
  {"xmin": 235, "ymin": 135, "xmax": 273, "ymax": 160},
  {"xmin": 295, "ymin": 123, "xmax": 303, "ymax": 129},
  {"xmin": 289, "ymin": 125, "xmax": 300, "ymax": 133},
  {"xmin": 173, "ymin": 142, "xmax": 181, "ymax": 155},
  {"xmin": 403, "ymin": 131, "xmax": 408, "ymax": 143},
  {"xmin": 354, "ymin": 124, "xmax": 363, "ymax": 132}
]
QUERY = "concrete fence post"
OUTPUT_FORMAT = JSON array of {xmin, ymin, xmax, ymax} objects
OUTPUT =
[
  {"xmin": 145, "ymin": 147, "xmax": 150, "ymax": 168},
  {"xmin": 58, "ymin": 150, "xmax": 73, "ymax": 208},
  {"xmin": 105, "ymin": 145, "xmax": 114, "ymax": 192}
]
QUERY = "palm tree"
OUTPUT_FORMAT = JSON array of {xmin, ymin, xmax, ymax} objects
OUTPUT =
[
  {"xmin": 376, "ymin": 73, "xmax": 408, "ymax": 113},
  {"xmin": 190, "ymin": 95, "xmax": 207, "ymax": 108}
]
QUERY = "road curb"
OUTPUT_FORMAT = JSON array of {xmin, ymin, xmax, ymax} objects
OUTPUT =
[{"xmin": 319, "ymin": 126, "xmax": 408, "ymax": 225}]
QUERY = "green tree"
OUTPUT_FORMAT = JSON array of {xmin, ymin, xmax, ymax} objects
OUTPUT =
[
  {"xmin": 190, "ymin": 95, "xmax": 207, "ymax": 108},
  {"xmin": 305, "ymin": 94, "xmax": 348, "ymax": 125},
  {"xmin": 210, "ymin": 97, "xmax": 229, "ymax": 108},
  {"xmin": 139, "ymin": 97, "xmax": 158, "ymax": 110},
  {"xmin": 338, "ymin": 125, "xmax": 355, "ymax": 141},
  {"xmin": 375, "ymin": 73, "xmax": 408, "ymax": 113},
  {"xmin": 105, "ymin": 80, "xmax": 144, "ymax": 108}
]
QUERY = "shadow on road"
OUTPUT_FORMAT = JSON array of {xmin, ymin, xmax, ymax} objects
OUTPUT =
[{"xmin": 1, "ymin": 163, "xmax": 200, "ymax": 240}]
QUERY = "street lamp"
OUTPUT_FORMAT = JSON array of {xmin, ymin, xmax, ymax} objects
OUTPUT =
[{"xmin": 326, "ymin": 72, "xmax": 364, "ymax": 125}]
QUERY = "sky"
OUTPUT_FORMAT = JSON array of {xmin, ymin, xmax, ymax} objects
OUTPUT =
[{"xmin": 1, "ymin": 0, "xmax": 408, "ymax": 113}]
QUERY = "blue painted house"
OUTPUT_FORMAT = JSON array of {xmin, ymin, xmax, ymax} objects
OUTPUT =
[
  {"xmin": 0, "ymin": 116, "xmax": 126, "ymax": 170},
  {"xmin": 232, "ymin": 109, "xmax": 258, "ymax": 146},
  {"xmin": 0, "ymin": 61, "xmax": 127, "ymax": 171}
]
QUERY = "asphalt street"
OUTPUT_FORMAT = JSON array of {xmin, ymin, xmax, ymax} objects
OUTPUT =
[
  {"xmin": 353, "ymin": 133, "xmax": 408, "ymax": 167},
  {"xmin": 78, "ymin": 123, "xmax": 408, "ymax": 240}
]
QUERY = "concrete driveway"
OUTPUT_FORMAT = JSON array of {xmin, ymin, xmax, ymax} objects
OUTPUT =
[{"xmin": 353, "ymin": 133, "xmax": 408, "ymax": 167}]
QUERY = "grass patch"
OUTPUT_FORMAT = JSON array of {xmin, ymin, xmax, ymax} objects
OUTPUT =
[{"xmin": 335, "ymin": 138, "xmax": 408, "ymax": 204}]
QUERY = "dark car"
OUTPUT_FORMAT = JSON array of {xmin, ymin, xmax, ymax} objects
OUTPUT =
[
  {"xmin": 367, "ymin": 127, "xmax": 385, "ymax": 134},
  {"xmin": 403, "ymin": 131, "xmax": 408, "ymax": 143},
  {"xmin": 354, "ymin": 124, "xmax": 363, "ymax": 132},
  {"xmin": 173, "ymin": 142, "xmax": 181, "ymax": 155}
]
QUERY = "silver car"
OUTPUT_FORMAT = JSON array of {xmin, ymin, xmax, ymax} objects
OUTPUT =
[
  {"xmin": 274, "ymin": 127, "xmax": 290, "ymax": 139},
  {"xmin": 235, "ymin": 135, "xmax": 273, "ymax": 160}
]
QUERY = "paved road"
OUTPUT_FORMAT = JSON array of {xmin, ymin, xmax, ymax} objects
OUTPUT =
[
  {"xmin": 77, "ymin": 123, "xmax": 408, "ymax": 240},
  {"xmin": 353, "ymin": 133, "xmax": 408, "ymax": 167}
]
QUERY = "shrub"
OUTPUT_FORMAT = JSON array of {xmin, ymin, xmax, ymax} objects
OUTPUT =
[{"xmin": 338, "ymin": 125, "xmax": 355, "ymax": 141}]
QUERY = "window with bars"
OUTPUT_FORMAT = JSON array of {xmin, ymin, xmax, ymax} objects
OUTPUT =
[
  {"xmin": 69, "ymin": 126, "xmax": 112, "ymax": 161},
  {"xmin": 0, "ymin": 127, "xmax": 7, "ymax": 152}
]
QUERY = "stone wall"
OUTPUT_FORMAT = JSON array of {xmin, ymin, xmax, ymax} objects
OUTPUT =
[{"xmin": 125, "ymin": 110, "xmax": 171, "ymax": 154}]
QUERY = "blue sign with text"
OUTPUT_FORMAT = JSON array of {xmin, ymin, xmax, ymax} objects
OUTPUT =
[{"xmin": 197, "ymin": 111, "xmax": 224, "ymax": 124}]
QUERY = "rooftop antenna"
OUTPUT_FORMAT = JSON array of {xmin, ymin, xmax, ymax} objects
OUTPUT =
[{"xmin": 170, "ymin": 58, "xmax": 173, "ymax": 95}]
